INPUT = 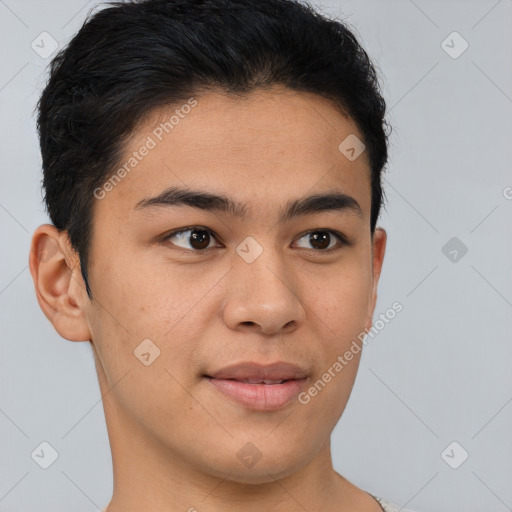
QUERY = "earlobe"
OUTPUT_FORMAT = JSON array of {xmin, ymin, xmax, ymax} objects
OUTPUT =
[{"xmin": 29, "ymin": 224, "xmax": 92, "ymax": 342}]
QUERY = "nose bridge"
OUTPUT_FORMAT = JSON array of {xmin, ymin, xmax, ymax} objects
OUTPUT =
[
  {"xmin": 222, "ymin": 234, "xmax": 306, "ymax": 334},
  {"xmin": 234, "ymin": 234, "xmax": 289, "ymax": 294}
]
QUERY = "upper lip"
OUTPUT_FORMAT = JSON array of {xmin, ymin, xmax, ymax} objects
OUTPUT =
[{"xmin": 206, "ymin": 361, "xmax": 309, "ymax": 381}]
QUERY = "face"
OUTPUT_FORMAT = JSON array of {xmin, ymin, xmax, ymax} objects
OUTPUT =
[{"xmin": 31, "ymin": 85, "xmax": 386, "ymax": 486}]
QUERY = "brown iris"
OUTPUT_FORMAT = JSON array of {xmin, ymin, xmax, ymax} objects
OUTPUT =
[
  {"xmin": 189, "ymin": 229, "xmax": 211, "ymax": 250},
  {"xmin": 308, "ymin": 231, "xmax": 331, "ymax": 250}
]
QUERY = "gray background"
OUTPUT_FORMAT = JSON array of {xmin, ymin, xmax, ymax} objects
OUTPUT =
[{"xmin": 1, "ymin": 0, "xmax": 511, "ymax": 511}]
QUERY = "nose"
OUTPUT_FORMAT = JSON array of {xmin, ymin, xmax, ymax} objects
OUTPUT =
[{"xmin": 221, "ymin": 242, "xmax": 306, "ymax": 336}]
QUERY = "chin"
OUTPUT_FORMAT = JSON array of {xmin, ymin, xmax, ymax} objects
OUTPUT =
[{"xmin": 200, "ymin": 445, "xmax": 307, "ymax": 485}]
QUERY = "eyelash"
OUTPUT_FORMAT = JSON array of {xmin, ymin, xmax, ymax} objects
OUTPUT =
[{"xmin": 162, "ymin": 226, "xmax": 350, "ymax": 253}]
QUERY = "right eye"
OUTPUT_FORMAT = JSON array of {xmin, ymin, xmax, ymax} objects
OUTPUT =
[{"xmin": 162, "ymin": 226, "xmax": 222, "ymax": 251}]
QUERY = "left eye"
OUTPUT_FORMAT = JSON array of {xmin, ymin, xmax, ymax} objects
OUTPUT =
[{"xmin": 294, "ymin": 230, "xmax": 347, "ymax": 251}]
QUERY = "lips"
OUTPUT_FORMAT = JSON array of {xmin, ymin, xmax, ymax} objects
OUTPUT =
[
  {"xmin": 206, "ymin": 361, "xmax": 308, "ymax": 381},
  {"xmin": 236, "ymin": 378, "xmax": 287, "ymax": 384},
  {"xmin": 204, "ymin": 361, "xmax": 309, "ymax": 411}
]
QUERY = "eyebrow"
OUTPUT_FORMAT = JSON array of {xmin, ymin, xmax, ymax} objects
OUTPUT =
[{"xmin": 134, "ymin": 186, "xmax": 363, "ymax": 223}]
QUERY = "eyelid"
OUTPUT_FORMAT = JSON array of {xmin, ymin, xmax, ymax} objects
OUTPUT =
[{"xmin": 162, "ymin": 226, "xmax": 350, "ymax": 251}]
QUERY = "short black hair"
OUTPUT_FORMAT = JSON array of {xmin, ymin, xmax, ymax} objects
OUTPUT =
[{"xmin": 36, "ymin": 0, "xmax": 390, "ymax": 299}]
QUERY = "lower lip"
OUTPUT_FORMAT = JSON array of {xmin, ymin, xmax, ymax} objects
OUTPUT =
[{"xmin": 205, "ymin": 377, "xmax": 306, "ymax": 411}]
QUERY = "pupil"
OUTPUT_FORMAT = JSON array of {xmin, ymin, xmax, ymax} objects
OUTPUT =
[
  {"xmin": 311, "ymin": 231, "xmax": 330, "ymax": 250},
  {"xmin": 190, "ymin": 230, "xmax": 210, "ymax": 250}
]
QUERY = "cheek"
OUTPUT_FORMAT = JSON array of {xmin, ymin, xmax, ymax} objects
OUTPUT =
[
  {"xmin": 87, "ymin": 259, "xmax": 201, "ymax": 435},
  {"xmin": 309, "ymin": 260, "xmax": 372, "ymax": 344},
  {"xmin": 88, "ymin": 246, "xmax": 213, "ymax": 388},
  {"xmin": 91, "ymin": 242, "xmax": 180, "ymax": 330},
  {"xmin": 301, "ymin": 268, "xmax": 370, "ymax": 424},
  {"xmin": 303, "ymin": 257, "xmax": 372, "ymax": 416}
]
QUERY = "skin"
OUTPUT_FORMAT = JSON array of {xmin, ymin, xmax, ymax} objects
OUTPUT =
[{"xmin": 29, "ymin": 85, "xmax": 386, "ymax": 512}]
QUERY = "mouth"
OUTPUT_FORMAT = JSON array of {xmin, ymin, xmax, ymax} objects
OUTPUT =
[
  {"xmin": 203, "ymin": 361, "xmax": 309, "ymax": 411},
  {"xmin": 213, "ymin": 378, "xmax": 291, "ymax": 384}
]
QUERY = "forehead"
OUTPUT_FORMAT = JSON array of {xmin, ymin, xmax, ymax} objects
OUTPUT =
[
  {"xmin": 100, "ymin": 86, "xmax": 372, "ymax": 221},
  {"xmin": 141, "ymin": 86, "xmax": 365, "ymax": 155}
]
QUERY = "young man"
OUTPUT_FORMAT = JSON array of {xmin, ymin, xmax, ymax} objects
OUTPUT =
[{"xmin": 29, "ymin": 0, "xmax": 410, "ymax": 510}]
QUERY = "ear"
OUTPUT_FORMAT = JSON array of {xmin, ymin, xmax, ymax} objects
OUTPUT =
[
  {"xmin": 364, "ymin": 227, "xmax": 387, "ymax": 331},
  {"xmin": 29, "ymin": 224, "xmax": 92, "ymax": 342}
]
